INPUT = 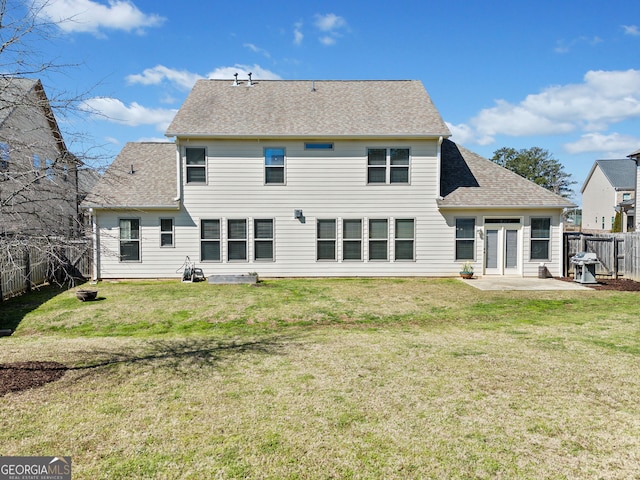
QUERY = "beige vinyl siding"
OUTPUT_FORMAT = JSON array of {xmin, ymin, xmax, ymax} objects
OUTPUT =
[{"xmin": 95, "ymin": 138, "xmax": 453, "ymax": 278}]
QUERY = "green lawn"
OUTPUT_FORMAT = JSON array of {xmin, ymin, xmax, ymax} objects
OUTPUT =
[{"xmin": 1, "ymin": 278, "xmax": 639, "ymax": 479}]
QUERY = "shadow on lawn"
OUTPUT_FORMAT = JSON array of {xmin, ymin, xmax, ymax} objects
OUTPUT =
[
  {"xmin": 2, "ymin": 336, "xmax": 291, "ymax": 396},
  {"xmin": 71, "ymin": 336, "xmax": 290, "ymax": 373},
  {"xmin": 0, "ymin": 284, "xmax": 72, "ymax": 334}
]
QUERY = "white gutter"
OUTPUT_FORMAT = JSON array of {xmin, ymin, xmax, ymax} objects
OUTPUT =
[
  {"xmin": 174, "ymin": 143, "xmax": 182, "ymax": 202},
  {"xmin": 436, "ymin": 136, "xmax": 443, "ymax": 198}
]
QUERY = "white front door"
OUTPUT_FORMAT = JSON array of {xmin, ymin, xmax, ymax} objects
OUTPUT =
[{"xmin": 484, "ymin": 221, "xmax": 521, "ymax": 275}]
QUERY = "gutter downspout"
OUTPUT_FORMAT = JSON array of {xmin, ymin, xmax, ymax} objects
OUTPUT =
[
  {"xmin": 436, "ymin": 136, "xmax": 444, "ymax": 200},
  {"xmin": 174, "ymin": 143, "xmax": 182, "ymax": 203}
]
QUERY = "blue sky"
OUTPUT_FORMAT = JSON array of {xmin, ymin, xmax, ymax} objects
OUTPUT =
[{"xmin": 24, "ymin": 0, "xmax": 640, "ymax": 204}]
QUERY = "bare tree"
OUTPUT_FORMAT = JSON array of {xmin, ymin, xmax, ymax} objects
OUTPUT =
[{"xmin": 0, "ymin": 0, "xmax": 100, "ymax": 293}]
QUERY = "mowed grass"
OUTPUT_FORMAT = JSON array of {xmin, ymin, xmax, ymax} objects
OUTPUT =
[{"xmin": 1, "ymin": 278, "xmax": 639, "ymax": 479}]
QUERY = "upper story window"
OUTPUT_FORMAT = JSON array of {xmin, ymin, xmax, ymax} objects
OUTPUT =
[
  {"xmin": 367, "ymin": 148, "xmax": 410, "ymax": 184},
  {"xmin": 305, "ymin": 142, "xmax": 333, "ymax": 150},
  {"xmin": 265, "ymin": 148, "xmax": 285, "ymax": 184},
  {"xmin": 186, "ymin": 147, "xmax": 206, "ymax": 183},
  {"xmin": 530, "ymin": 217, "xmax": 551, "ymax": 260},
  {"xmin": 45, "ymin": 158, "xmax": 54, "ymax": 181},
  {"xmin": 623, "ymin": 193, "xmax": 631, "ymax": 201}
]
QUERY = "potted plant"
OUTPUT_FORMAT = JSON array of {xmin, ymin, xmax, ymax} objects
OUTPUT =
[{"xmin": 459, "ymin": 262, "xmax": 474, "ymax": 279}]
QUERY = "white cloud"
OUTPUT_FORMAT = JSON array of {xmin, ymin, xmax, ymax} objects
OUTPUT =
[
  {"xmin": 244, "ymin": 43, "xmax": 271, "ymax": 58},
  {"xmin": 293, "ymin": 22, "xmax": 304, "ymax": 45},
  {"xmin": 554, "ymin": 36, "xmax": 603, "ymax": 53},
  {"xmin": 126, "ymin": 65, "xmax": 203, "ymax": 90},
  {"xmin": 206, "ymin": 64, "xmax": 282, "ymax": 80},
  {"xmin": 34, "ymin": 0, "xmax": 165, "ymax": 36},
  {"xmin": 314, "ymin": 13, "xmax": 346, "ymax": 32},
  {"xmin": 564, "ymin": 133, "xmax": 640, "ymax": 156},
  {"xmin": 623, "ymin": 25, "xmax": 640, "ymax": 36},
  {"xmin": 81, "ymin": 97, "xmax": 177, "ymax": 131},
  {"xmin": 458, "ymin": 69, "xmax": 640, "ymax": 145},
  {"xmin": 314, "ymin": 13, "xmax": 348, "ymax": 45}
]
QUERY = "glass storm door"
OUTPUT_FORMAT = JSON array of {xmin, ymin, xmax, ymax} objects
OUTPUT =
[{"xmin": 484, "ymin": 223, "xmax": 520, "ymax": 275}]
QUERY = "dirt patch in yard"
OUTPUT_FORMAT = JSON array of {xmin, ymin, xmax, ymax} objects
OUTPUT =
[
  {"xmin": 560, "ymin": 277, "xmax": 640, "ymax": 291},
  {"xmin": 0, "ymin": 362, "xmax": 67, "ymax": 396}
]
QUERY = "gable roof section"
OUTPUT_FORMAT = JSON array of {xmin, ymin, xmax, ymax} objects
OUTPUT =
[
  {"xmin": 438, "ymin": 140, "xmax": 575, "ymax": 209},
  {"xmin": 166, "ymin": 80, "xmax": 451, "ymax": 139},
  {"xmin": 0, "ymin": 77, "xmax": 68, "ymax": 154},
  {"xmin": 82, "ymin": 142, "xmax": 178, "ymax": 209},
  {"xmin": 580, "ymin": 159, "xmax": 637, "ymax": 193}
]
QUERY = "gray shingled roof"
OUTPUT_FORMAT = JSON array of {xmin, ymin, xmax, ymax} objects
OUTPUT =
[
  {"xmin": 0, "ymin": 77, "xmax": 38, "ymax": 127},
  {"xmin": 438, "ymin": 140, "xmax": 576, "ymax": 209},
  {"xmin": 82, "ymin": 142, "xmax": 178, "ymax": 209},
  {"xmin": 592, "ymin": 159, "xmax": 637, "ymax": 190},
  {"xmin": 627, "ymin": 148, "xmax": 640, "ymax": 158},
  {"xmin": 166, "ymin": 80, "xmax": 451, "ymax": 138}
]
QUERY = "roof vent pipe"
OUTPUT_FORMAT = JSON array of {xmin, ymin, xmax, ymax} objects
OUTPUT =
[
  {"xmin": 311, "ymin": 80, "xmax": 316, "ymax": 92},
  {"xmin": 247, "ymin": 72, "xmax": 253, "ymax": 86},
  {"xmin": 233, "ymin": 73, "xmax": 239, "ymax": 86},
  {"xmin": 129, "ymin": 164, "xmax": 134, "ymax": 174}
]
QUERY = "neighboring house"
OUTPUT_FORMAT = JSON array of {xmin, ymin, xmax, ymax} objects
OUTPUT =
[
  {"xmin": 629, "ymin": 148, "xmax": 640, "ymax": 232},
  {"xmin": 0, "ymin": 77, "xmax": 79, "ymax": 237},
  {"xmin": 581, "ymin": 159, "xmax": 636, "ymax": 232},
  {"xmin": 83, "ymin": 79, "xmax": 574, "ymax": 280}
]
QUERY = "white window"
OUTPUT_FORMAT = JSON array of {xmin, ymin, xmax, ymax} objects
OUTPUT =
[
  {"xmin": 119, "ymin": 218, "xmax": 140, "ymax": 262},
  {"xmin": 317, "ymin": 219, "xmax": 336, "ymax": 260},
  {"xmin": 367, "ymin": 148, "xmax": 410, "ymax": 184},
  {"xmin": 343, "ymin": 219, "xmax": 362, "ymax": 261},
  {"xmin": 0, "ymin": 142, "xmax": 9, "ymax": 170},
  {"xmin": 455, "ymin": 218, "xmax": 475, "ymax": 261},
  {"xmin": 530, "ymin": 217, "xmax": 551, "ymax": 260},
  {"xmin": 160, "ymin": 218, "xmax": 174, "ymax": 247},
  {"xmin": 254, "ymin": 219, "xmax": 274, "ymax": 261},
  {"xmin": 228, "ymin": 219, "xmax": 247, "ymax": 261},
  {"xmin": 186, "ymin": 147, "xmax": 206, "ymax": 183},
  {"xmin": 368, "ymin": 219, "xmax": 388, "ymax": 260},
  {"xmin": 201, "ymin": 219, "xmax": 220, "ymax": 261},
  {"xmin": 395, "ymin": 219, "xmax": 415, "ymax": 260},
  {"xmin": 265, "ymin": 148, "xmax": 285, "ymax": 184}
]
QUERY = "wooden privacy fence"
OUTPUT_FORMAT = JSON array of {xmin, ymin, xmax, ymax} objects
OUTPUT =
[
  {"xmin": 0, "ymin": 240, "xmax": 92, "ymax": 301},
  {"xmin": 564, "ymin": 232, "xmax": 640, "ymax": 282}
]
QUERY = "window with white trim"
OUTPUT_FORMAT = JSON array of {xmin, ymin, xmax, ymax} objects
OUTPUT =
[
  {"xmin": 395, "ymin": 219, "xmax": 415, "ymax": 260},
  {"xmin": 186, "ymin": 147, "xmax": 206, "ymax": 183},
  {"xmin": 317, "ymin": 219, "xmax": 336, "ymax": 260},
  {"xmin": 530, "ymin": 217, "xmax": 551, "ymax": 260},
  {"xmin": 201, "ymin": 219, "xmax": 220, "ymax": 261},
  {"xmin": 160, "ymin": 218, "xmax": 174, "ymax": 247},
  {"xmin": 367, "ymin": 148, "xmax": 410, "ymax": 184},
  {"xmin": 265, "ymin": 148, "xmax": 285, "ymax": 184},
  {"xmin": 228, "ymin": 219, "xmax": 247, "ymax": 261},
  {"xmin": 369, "ymin": 219, "xmax": 388, "ymax": 260},
  {"xmin": 119, "ymin": 218, "xmax": 140, "ymax": 262},
  {"xmin": 254, "ymin": 219, "xmax": 274, "ymax": 261},
  {"xmin": 455, "ymin": 218, "xmax": 475, "ymax": 261},
  {"xmin": 343, "ymin": 219, "xmax": 362, "ymax": 261}
]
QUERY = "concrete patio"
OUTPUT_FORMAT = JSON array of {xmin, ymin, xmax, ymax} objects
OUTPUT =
[{"xmin": 460, "ymin": 276, "xmax": 592, "ymax": 291}]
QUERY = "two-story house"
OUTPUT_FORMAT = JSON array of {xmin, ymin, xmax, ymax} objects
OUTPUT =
[
  {"xmin": 581, "ymin": 159, "xmax": 637, "ymax": 232},
  {"xmin": 0, "ymin": 78, "xmax": 79, "ymax": 238},
  {"xmin": 83, "ymin": 79, "xmax": 574, "ymax": 279}
]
